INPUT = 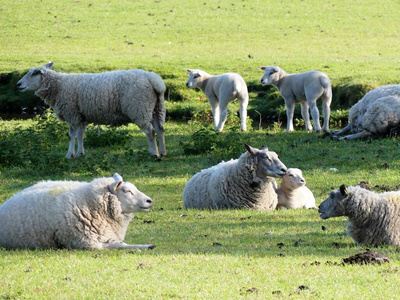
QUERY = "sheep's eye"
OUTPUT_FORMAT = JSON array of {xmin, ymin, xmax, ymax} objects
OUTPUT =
[
  {"xmin": 269, "ymin": 71, "xmax": 275, "ymax": 75},
  {"xmin": 289, "ymin": 174, "xmax": 294, "ymax": 177},
  {"xmin": 193, "ymin": 74, "xmax": 200, "ymax": 79},
  {"xmin": 32, "ymin": 69, "xmax": 41, "ymax": 76}
]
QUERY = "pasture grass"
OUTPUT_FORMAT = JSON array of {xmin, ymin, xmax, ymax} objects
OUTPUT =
[{"xmin": 1, "ymin": 117, "xmax": 400, "ymax": 299}]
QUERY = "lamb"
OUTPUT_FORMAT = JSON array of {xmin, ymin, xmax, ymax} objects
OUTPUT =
[
  {"xmin": 260, "ymin": 66, "xmax": 332, "ymax": 133},
  {"xmin": 0, "ymin": 173, "xmax": 155, "ymax": 250},
  {"xmin": 186, "ymin": 69, "xmax": 249, "ymax": 132},
  {"xmin": 318, "ymin": 184, "xmax": 400, "ymax": 247},
  {"xmin": 276, "ymin": 168, "xmax": 316, "ymax": 209},
  {"xmin": 183, "ymin": 144, "xmax": 287, "ymax": 210},
  {"xmin": 17, "ymin": 62, "xmax": 167, "ymax": 159},
  {"xmin": 330, "ymin": 84, "xmax": 400, "ymax": 141}
]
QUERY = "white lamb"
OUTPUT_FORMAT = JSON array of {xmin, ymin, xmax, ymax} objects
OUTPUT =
[
  {"xmin": 331, "ymin": 84, "xmax": 400, "ymax": 141},
  {"xmin": 319, "ymin": 184, "xmax": 400, "ymax": 247},
  {"xmin": 183, "ymin": 144, "xmax": 287, "ymax": 210},
  {"xmin": 17, "ymin": 62, "xmax": 167, "ymax": 159},
  {"xmin": 0, "ymin": 173, "xmax": 154, "ymax": 250},
  {"xmin": 276, "ymin": 168, "xmax": 316, "ymax": 209},
  {"xmin": 260, "ymin": 66, "xmax": 332, "ymax": 133},
  {"xmin": 186, "ymin": 69, "xmax": 249, "ymax": 132}
]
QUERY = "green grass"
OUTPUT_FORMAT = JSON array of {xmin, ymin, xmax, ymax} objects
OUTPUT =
[{"xmin": 2, "ymin": 0, "xmax": 400, "ymax": 298}]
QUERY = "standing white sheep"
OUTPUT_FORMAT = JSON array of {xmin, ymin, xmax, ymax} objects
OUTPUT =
[
  {"xmin": 331, "ymin": 84, "xmax": 400, "ymax": 141},
  {"xmin": 260, "ymin": 66, "xmax": 332, "ymax": 133},
  {"xmin": 17, "ymin": 62, "xmax": 167, "ymax": 159},
  {"xmin": 318, "ymin": 184, "xmax": 400, "ymax": 247},
  {"xmin": 0, "ymin": 173, "xmax": 155, "ymax": 250},
  {"xmin": 183, "ymin": 144, "xmax": 287, "ymax": 210},
  {"xmin": 276, "ymin": 168, "xmax": 316, "ymax": 209},
  {"xmin": 186, "ymin": 69, "xmax": 249, "ymax": 132}
]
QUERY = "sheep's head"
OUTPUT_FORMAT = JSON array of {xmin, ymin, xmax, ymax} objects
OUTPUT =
[
  {"xmin": 186, "ymin": 69, "xmax": 207, "ymax": 89},
  {"xmin": 318, "ymin": 184, "xmax": 348, "ymax": 219},
  {"xmin": 260, "ymin": 66, "xmax": 281, "ymax": 86},
  {"xmin": 17, "ymin": 62, "xmax": 54, "ymax": 92},
  {"xmin": 245, "ymin": 144, "xmax": 287, "ymax": 179},
  {"xmin": 110, "ymin": 173, "xmax": 153, "ymax": 214},
  {"xmin": 282, "ymin": 168, "xmax": 306, "ymax": 190}
]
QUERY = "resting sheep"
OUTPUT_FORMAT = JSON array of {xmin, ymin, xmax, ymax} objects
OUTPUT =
[
  {"xmin": 17, "ymin": 62, "xmax": 167, "ymax": 159},
  {"xmin": 183, "ymin": 144, "xmax": 287, "ymax": 210},
  {"xmin": 318, "ymin": 184, "xmax": 400, "ymax": 247},
  {"xmin": 0, "ymin": 173, "xmax": 154, "ymax": 250},
  {"xmin": 276, "ymin": 168, "xmax": 316, "ymax": 209},
  {"xmin": 260, "ymin": 66, "xmax": 332, "ymax": 133},
  {"xmin": 331, "ymin": 84, "xmax": 400, "ymax": 140},
  {"xmin": 186, "ymin": 69, "xmax": 249, "ymax": 132}
]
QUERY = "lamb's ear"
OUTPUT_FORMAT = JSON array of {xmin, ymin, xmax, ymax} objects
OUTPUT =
[
  {"xmin": 339, "ymin": 184, "xmax": 348, "ymax": 197},
  {"xmin": 260, "ymin": 66, "xmax": 266, "ymax": 71},
  {"xmin": 244, "ymin": 143, "xmax": 258, "ymax": 156},
  {"xmin": 261, "ymin": 145, "xmax": 268, "ymax": 151},
  {"xmin": 186, "ymin": 69, "xmax": 192, "ymax": 73}
]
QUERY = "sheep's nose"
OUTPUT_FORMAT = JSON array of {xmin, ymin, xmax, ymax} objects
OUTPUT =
[
  {"xmin": 281, "ymin": 168, "xmax": 287, "ymax": 174},
  {"xmin": 146, "ymin": 198, "xmax": 152, "ymax": 204},
  {"xmin": 17, "ymin": 82, "xmax": 21, "ymax": 87},
  {"xmin": 260, "ymin": 79, "xmax": 264, "ymax": 84},
  {"xmin": 186, "ymin": 82, "xmax": 190, "ymax": 88}
]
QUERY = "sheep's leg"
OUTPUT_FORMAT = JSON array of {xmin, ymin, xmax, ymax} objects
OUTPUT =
[
  {"xmin": 102, "ymin": 241, "xmax": 155, "ymax": 250},
  {"xmin": 321, "ymin": 92, "xmax": 332, "ymax": 132},
  {"xmin": 75, "ymin": 124, "xmax": 87, "ymax": 158},
  {"xmin": 216, "ymin": 99, "xmax": 229, "ymax": 132},
  {"xmin": 66, "ymin": 126, "xmax": 77, "ymax": 159},
  {"xmin": 300, "ymin": 102, "xmax": 313, "ymax": 131},
  {"xmin": 152, "ymin": 118, "xmax": 167, "ymax": 157},
  {"xmin": 208, "ymin": 97, "xmax": 220, "ymax": 131},
  {"xmin": 307, "ymin": 98, "xmax": 322, "ymax": 133},
  {"xmin": 284, "ymin": 98, "xmax": 295, "ymax": 132},
  {"xmin": 339, "ymin": 130, "xmax": 372, "ymax": 141},
  {"xmin": 238, "ymin": 94, "xmax": 248, "ymax": 131},
  {"xmin": 142, "ymin": 123, "xmax": 159, "ymax": 158}
]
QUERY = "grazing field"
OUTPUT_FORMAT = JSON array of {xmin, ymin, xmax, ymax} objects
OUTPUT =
[{"xmin": 1, "ymin": 0, "xmax": 400, "ymax": 299}]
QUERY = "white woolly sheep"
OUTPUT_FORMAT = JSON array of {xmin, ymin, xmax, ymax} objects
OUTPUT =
[
  {"xmin": 186, "ymin": 69, "xmax": 249, "ymax": 132},
  {"xmin": 260, "ymin": 66, "xmax": 332, "ymax": 133},
  {"xmin": 0, "ymin": 173, "xmax": 154, "ymax": 250},
  {"xmin": 331, "ymin": 84, "xmax": 400, "ymax": 141},
  {"xmin": 276, "ymin": 168, "xmax": 316, "ymax": 209},
  {"xmin": 183, "ymin": 144, "xmax": 287, "ymax": 210},
  {"xmin": 17, "ymin": 62, "xmax": 167, "ymax": 159},
  {"xmin": 318, "ymin": 184, "xmax": 400, "ymax": 247}
]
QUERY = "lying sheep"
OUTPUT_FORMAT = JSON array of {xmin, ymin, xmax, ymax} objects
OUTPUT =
[
  {"xmin": 186, "ymin": 69, "xmax": 249, "ymax": 132},
  {"xmin": 0, "ymin": 173, "xmax": 154, "ymax": 250},
  {"xmin": 318, "ymin": 184, "xmax": 400, "ymax": 247},
  {"xmin": 331, "ymin": 84, "xmax": 400, "ymax": 140},
  {"xmin": 17, "ymin": 62, "xmax": 167, "ymax": 159},
  {"xmin": 260, "ymin": 66, "xmax": 332, "ymax": 133},
  {"xmin": 183, "ymin": 144, "xmax": 287, "ymax": 210},
  {"xmin": 276, "ymin": 168, "xmax": 316, "ymax": 209}
]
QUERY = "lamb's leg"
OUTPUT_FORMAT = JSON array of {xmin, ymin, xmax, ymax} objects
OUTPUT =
[
  {"xmin": 321, "ymin": 92, "xmax": 332, "ymax": 132},
  {"xmin": 238, "ymin": 94, "xmax": 248, "ymax": 131},
  {"xmin": 300, "ymin": 102, "xmax": 313, "ymax": 131},
  {"xmin": 208, "ymin": 97, "xmax": 220, "ymax": 131},
  {"xmin": 285, "ymin": 99, "xmax": 295, "ymax": 132},
  {"xmin": 66, "ymin": 126, "xmax": 77, "ymax": 159},
  {"xmin": 307, "ymin": 99, "xmax": 322, "ymax": 133},
  {"xmin": 339, "ymin": 130, "xmax": 372, "ymax": 141},
  {"xmin": 216, "ymin": 100, "xmax": 229, "ymax": 132},
  {"xmin": 142, "ymin": 123, "xmax": 159, "ymax": 158},
  {"xmin": 152, "ymin": 118, "xmax": 167, "ymax": 157},
  {"xmin": 102, "ymin": 241, "xmax": 155, "ymax": 250},
  {"xmin": 75, "ymin": 124, "xmax": 87, "ymax": 158}
]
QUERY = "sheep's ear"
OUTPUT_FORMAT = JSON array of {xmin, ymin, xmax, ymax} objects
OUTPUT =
[
  {"xmin": 44, "ymin": 62, "xmax": 54, "ymax": 69},
  {"xmin": 244, "ymin": 143, "xmax": 258, "ymax": 156},
  {"xmin": 110, "ymin": 173, "xmax": 123, "ymax": 191},
  {"xmin": 339, "ymin": 184, "xmax": 348, "ymax": 197},
  {"xmin": 187, "ymin": 69, "xmax": 192, "ymax": 73},
  {"xmin": 272, "ymin": 66, "xmax": 280, "ymax": 73},
  {"xmin": 261, "ymin": 145, "xmax": 268, "ymax": 151},
  {"xmin": 260, "ymin": 66, "xmax": 266, "ymax": 71}
]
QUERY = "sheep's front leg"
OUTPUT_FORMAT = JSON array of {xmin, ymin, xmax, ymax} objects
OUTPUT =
[
  {"xmin": 300, "ymin": 102, "xmax": 313, "ymax": 131},
  {"xmin": 338, "ymin": 130, "xmax": 372, "ymax": 141},
  {"xmin": 308, "ymin": 99, "xmax": 322, "ymax": 133},
  {"xmin": 208, "ymin": 97, "xmax": 220, "ymax": 131},
  {"xmin": 284, "ymin": 98, "xmax": 295, "ymax": 132},
  {"xmin": 75, "ymin": 124, "xmax": 87, "ymax": 158},
  {"xmin": 103, "ymin": 241, "xmax": 155, "ymax": 250},
  {"xmin": 142, "ymin": 123, "xmax": 159, "ymax": 158},
  {"xmin": 66, "ymin": 126, "xmax": 77, "ymax": 159}
]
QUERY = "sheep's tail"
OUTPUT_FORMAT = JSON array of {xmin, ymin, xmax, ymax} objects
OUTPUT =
[
  {"xmin": 320, "ymin": 75, "xmax": 332, "ymax": 99},
  {"xmin": 147, "ymin": 72, "xmax": 167, "ymax": 124}
]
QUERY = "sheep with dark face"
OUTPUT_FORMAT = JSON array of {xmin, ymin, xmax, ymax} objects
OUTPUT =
[
  {"xmin": 0, "ymin": 173, "xmax": 154, "ymax": 250},
  {"xmin": 183, "ymin": 144, "xmax": 287, "ymax": 210},
  {"xmin": 17, "ymin": 62, "xmax": 167, "ymax": 159},
  {"xmin": 318, "ymin": 184, "xmax": 400, "ymax": 247},
  {"xmin": 260, "ymin": 66, "xmax": 332, "ymax": 133}
]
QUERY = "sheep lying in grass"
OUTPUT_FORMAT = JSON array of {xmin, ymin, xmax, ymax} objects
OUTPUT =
[
  {"xmin": 276, "ymin": 168, "xmax": 316, "ymax": 209},
  {"xmin": 186, "ymin": 69, "xmax": 249, "ymax": 132},
  {"xmin": 183, "ymin": 144, "xmax": 287, "ymax": 210},
  {"xmin": 260, "ymin": 66, "xmax": 332, "ymax": 133},
  {"xmin": 318, "ymin": 184, "xmax": 400, "ymax": 247},
  {"xmin": 331, "ymin": 84, "xmax": 400, "ymax": 141},
  {"xmin": 0, "ymin": 173, "xmax": 154, "ymax": 250},
  {"xmin": 17, "ymin": 62, "xmax": 167, "ymax": 159}
]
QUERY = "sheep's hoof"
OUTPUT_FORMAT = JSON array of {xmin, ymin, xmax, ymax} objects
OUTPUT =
[{"xmin": 148, "ymin": 244, "xmax": 156, "ymax": 250}]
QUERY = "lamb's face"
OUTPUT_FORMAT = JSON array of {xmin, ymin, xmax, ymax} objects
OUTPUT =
[
  {"xmin": 252, "ymin": 146, "xmax": 287, "ymax": 178},
  {"xmin": 318, "ymin": 188, "xmax": 346, "ymax": 219},
  {"xmin": 283, "ymin": 168, "xmax": 305, "ymax": 189},
  {"xmin": 17, "ymin": 62, "xmax": 53, "ymax": 92},
  {"xmin": 113, "ymin": 182, "xmax": 153, "ymax": 214},
  {"xmin": 186, "ymin": 69, "xmax": 204, "ymax": 89},
  {"xmin": 260, "ymin": 66, "xmax": 280, "ymax": 86}
]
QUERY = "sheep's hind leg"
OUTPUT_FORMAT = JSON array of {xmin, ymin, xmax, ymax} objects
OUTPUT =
[
  {"xmin": 300, "ymin": 102, "xmax": 313, "ymax": 131},
  {"xmin": 238, "ymin": 95, "xmax": 248, "ymax": 131},
  {"xmin": 75, "ymin": 124, "xmax": 87, "ymax": 158},
  {"xmin": 66, "ymin": 126, "xmax": 77, "ymax": 159},
  {"xmin": 308, "ymin": 99, "xmax": 322, "ymax": 133},
  {"xmin": 142, "ymin": 123, "xmax": 160, "ymax": 158},
  {"xmin": 339, "ymin": 130, "xmax": 372, "ymax": 141},
  {"xmin": 152, "ymin": 118, "xmax": 167, "ymax": 157},
  {"xmin": 102, "ymin": 241, "xmax": 155, "ymax": 250}
]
